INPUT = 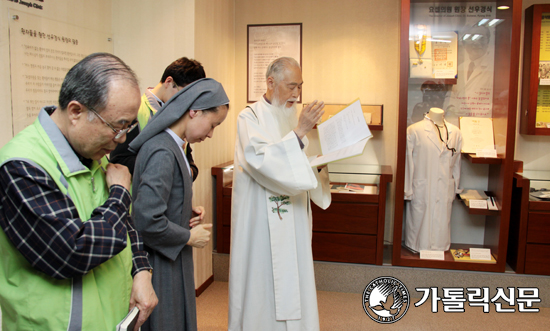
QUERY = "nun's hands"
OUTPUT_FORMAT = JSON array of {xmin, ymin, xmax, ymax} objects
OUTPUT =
[
  {"xmin": 190, "ymin": 206, "xmax": 205, "ymax": 228},
  {"xmin": 188, "ymin": 224, "xmax": 212, "ymax": 248}
]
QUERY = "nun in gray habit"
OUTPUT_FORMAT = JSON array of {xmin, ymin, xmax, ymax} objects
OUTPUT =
[{"xmin": 129, "ymin": 78, "xmax": 229, "ymax": 331}]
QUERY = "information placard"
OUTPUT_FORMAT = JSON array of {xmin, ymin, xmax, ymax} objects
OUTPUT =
[
  {"xmin": 9, "ymin": 9, "xmax": 112, "ymax": 134},
  {"xmin": 247, "ymin": 24, "xmax": 301, "ymax": 103}
]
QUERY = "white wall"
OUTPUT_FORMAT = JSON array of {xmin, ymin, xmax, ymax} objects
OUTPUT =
[
  {"xmin": 234, "ymin": 0, "xmax": 401, "ymax": 243},
  {"xmin": 112, "ymin": 0, "xmax": 195, "ymax": 94}
]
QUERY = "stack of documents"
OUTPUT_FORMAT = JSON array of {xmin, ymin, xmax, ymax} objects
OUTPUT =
[{"xmin": 458, "ymin": 190, "xmax": 488, "ymax": 207}]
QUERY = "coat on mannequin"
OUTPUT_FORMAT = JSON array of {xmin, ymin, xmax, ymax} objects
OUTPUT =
[{"xmin": 404, "ymin": 108, "xmax": 462, "ymax": 252}]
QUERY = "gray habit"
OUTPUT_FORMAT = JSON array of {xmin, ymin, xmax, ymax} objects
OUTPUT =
[
  {"xmin": 130, "ymin": 78, "xmax": 229, "ymax": 331},
  {"xmin": 132, "ymin": 131, "xmax": 195, "ymax": 331}
]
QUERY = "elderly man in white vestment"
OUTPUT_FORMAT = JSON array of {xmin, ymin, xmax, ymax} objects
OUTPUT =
[{"xmin": 228, "ymin": 57, "xmax": 332, "ymax": 331}]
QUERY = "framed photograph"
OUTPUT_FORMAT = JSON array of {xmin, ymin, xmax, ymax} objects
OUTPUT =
[{"xmin": 247, "ymin": 23, "xmax": 302, "ymax": 103}]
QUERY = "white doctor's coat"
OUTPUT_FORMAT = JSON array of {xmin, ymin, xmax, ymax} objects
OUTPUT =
[{"xmin": 404, "ymin": 117, "xmax": 462, "ymax": 252}]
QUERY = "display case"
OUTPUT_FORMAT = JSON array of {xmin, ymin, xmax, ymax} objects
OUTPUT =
[
  {"xmin": 211, "ymin": 162, "xmax": 392, "ymax": 265},
  {"xmin": 508, "ymin": 161, "xmax": 550, "ymax": 275},
  {"xmin": 305, "ymin": 103, "xmax": 384, "ymax": 131},
  {"xmin": 520, "ymin": 4, "xmax": 550, "ymax": 135},
  {"xmin": 393, "ymin": 0, "xmax": 521, "ymax": 272}
]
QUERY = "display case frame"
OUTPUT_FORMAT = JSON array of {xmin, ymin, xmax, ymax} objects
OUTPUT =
[
  {"xmin": 393, "ymin": 0, "xmax": 521, "ymax": 272},
  {"xmin": 520, "ymin": 4, "xmax": 550, "ymax": 135},
  {"xmin": 508, "ymin": 161, "xmax": 550, "ymax": 275},
  {"xmin": 212, "ymin": 162, "xmax": 392, "ymax": 265},
  {"xmin": 305, "ymin": 103, "xmax": 384, "ymax": 131}
]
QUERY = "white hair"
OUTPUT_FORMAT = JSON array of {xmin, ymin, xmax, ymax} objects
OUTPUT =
[{"xmin": 265, "ymin": 57, "xmax": 300, "ymax": 83}]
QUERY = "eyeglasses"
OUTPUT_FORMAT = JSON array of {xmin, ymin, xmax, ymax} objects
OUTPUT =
[{"xmin": 88, "ymin": 106, "xmax": 138, "ymax": 139}]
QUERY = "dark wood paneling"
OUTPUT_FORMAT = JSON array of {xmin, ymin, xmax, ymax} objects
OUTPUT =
[
  {"xmin": 312, "ymin": 232, "xmax": 376, "ymax": 264},
  {"xmin": 311, "ymin": 202, "xmax": 378, "ymax": 235},
  {"xmin": 525, "ymin": 244, "xmax": 550, "ymax": 275},
  {"xmin": 526, "ymin": 212, "xmax": 550, "ymax": 244},
  {"xmin": 222, "ymin": 197, "xmax": 232, "ymax": 226},
  {"xmin": 222, "ymin": 226, "xmax": 231, "ymax": 253}
]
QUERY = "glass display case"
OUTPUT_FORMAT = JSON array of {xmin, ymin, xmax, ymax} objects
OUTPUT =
[
  {"xmin": 304, "ymin": 103, "xmax": 384, "ymax": 131},
  {"xmin": 520, "ymin": 4, "xmax": 550, "ymax": 135},
  {"xmin": 212, "ymin": 162, "xmax": 392, "ymax": 265},
  {"xmin": 508, "ymin": 162, "xmax": 550, "ymax": 275},
  {"xmin": 393, "ymin": 0, "xmax": 521, "ymax": 272}
]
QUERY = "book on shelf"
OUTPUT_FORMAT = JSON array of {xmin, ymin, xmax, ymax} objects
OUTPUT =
[
  {"xmin": 116, "ymin": 306, "xmax": 139, "ymax": 331},
  {"xmin": 330, "ymin": 183, "xmax": 377, "ymax": 194},
  {"xmin": 458, "ymin": 189, "xmax": 488, "ymax": 207},
  {"xmin": 310, "ymin": 99, "xmax": 373, "ymax": 167},
  {"xmin": 450, "ymin": 249, "xmax": 496, "ymax": 264}
]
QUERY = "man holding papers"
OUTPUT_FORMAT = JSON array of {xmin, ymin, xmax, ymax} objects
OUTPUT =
[{"xmin": 229, "ymin": 57, "xmax": 331, "ymax": 330}]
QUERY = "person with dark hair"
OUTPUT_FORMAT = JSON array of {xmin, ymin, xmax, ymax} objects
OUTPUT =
[
  {"xmin": 110, "ymin": 57, "xmax": 205, "ymax": 178},
  {"xmin": 409, "ymin": 81, "xmax": 448, "ymax": 126},
  {"xmin": 129, "ymin": 78, "xmax": 229, "ymax": 331},
  {"xmin": 0, "ymin": 52, "xmax": 158, "ymax": 330}
]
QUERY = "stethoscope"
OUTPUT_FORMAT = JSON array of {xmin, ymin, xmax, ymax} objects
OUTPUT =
[{"xmin": 424, "ymin": 114, "xmax": 457, "ymax": 156}]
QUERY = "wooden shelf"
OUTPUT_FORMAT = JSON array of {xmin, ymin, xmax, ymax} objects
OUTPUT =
[
  {"xmin": 409, "ymin": 78, "xmax": 457, "ymax": 85},
  {"xmin": 463, "ymin": 153, "xmax": 504, "ymax": 164},
  {"xmin": 310, "ymin": 103, "xmax": 383, "ymax": 130},
  {"xmin": 457, "ymin": 195, "xmax": 501, "ymax": 216},
  {"xmin": 398, "ymin": 243, "xmax": 501, "ymax": 272}
]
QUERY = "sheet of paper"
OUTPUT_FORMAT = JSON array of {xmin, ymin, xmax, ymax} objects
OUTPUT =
[
  {"xmin": 469, "ymin": 199, "xmax": 488, "ymax": 209},
  {"xmin": 476, "ymin": 149, "xmax": 497, "ymax": 158},
  {"xmin": 310, "ymin": 138, "xmax": 369, "ymax": 167},
  {"xmin": 431, "ymin": 31, "xmax": 458, "ymax": 78},
  {"xmin": 420, "ymin": 250, "xmax": 445, "ymax": 260},
  {"xmin": 459, "ymin": 117, "xmax": 494, "ymax": 154},
  {"xmin": 317, "ymin": 99, "xmax": 372, "ymax": 155},
  {"xmin": 469, "ymin": 248, "xmax": 492, "ymax": 261},
  {"xmin": 409, "ymin": 59, "xmax": 433, "ymax": 78}
]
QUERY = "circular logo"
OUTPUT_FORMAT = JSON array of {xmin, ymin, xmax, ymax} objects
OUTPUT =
[{"xmin": 362, "ymin": 276, "xmax": 410, "ymax": 324}]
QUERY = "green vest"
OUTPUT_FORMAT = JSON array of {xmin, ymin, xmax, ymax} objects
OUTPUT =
[
  {"xmin": 0, "ymin": 109, "xmax": 133, "ymax": 331},
  {"xmin": 137, "ymin": 93, "xmax": 157, "ymax": 131}
]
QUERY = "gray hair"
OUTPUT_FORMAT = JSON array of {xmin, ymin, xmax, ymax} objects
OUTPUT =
[
  {"xmin": 265, "ymin": 57, "xmax": 300, "ymax": 83},
  {"xmin": 58, "ymin": 52, "xmax": 139, "ymax": 113}
]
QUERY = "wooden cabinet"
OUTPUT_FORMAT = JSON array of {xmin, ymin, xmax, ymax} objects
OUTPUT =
[
  {"xmin": 393, "ymin": 0, "xmax": 521, "ymax": 272},
  {"xmin": 508, "ymin": 162, "xmax": 550, "ymax": 275},
  {"xmin": 211, "ymin": 161, "xmax": 233, "ymax": 254},
  {"xmin": 212, "ymin": 162, "xmax": 392, "ymax": 265},
  {"xmin": 520, "ymin": 4, "xmax": 550, "ymax": 135}
]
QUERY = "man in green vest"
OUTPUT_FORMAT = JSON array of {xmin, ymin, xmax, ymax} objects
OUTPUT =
[
  {"xmin": 0, "ymin": 53, "xmax": 158, "ymax": 330},
  {"xmin": 109, "ymin": 57, "xmax": 205, "ymax": 178}
]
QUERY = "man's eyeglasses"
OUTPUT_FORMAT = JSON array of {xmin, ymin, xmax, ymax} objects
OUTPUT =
[{"xmin": 88, "ymin": 106, "xmax": 138, "ymax": 139}]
